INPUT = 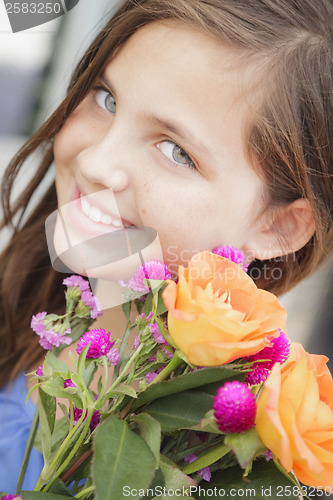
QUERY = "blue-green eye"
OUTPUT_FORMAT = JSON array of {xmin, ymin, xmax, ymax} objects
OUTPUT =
[
  {"xmin": 95, "ymin": 88, "xmax": 116, "ymax": 114},
  {"xmin": 157, "ymin": 140, "xmax": 195, "ymax": 169}
]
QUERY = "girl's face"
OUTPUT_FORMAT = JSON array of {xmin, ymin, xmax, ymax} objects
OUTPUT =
[{"xmin": 54, "ymin": 21, "xmax": 267, "ymax": 279}]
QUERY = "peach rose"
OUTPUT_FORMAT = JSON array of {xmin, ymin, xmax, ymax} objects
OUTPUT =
[
  {"xmin": 161, "ymin": 251, "xmax": 287, "ymax": 366},
  {"xmin": 256, "ymin": 344, "xmax": 333, "ymax": 488}
]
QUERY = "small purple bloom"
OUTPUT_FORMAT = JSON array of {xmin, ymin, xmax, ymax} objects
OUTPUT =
[
  {"xmin": 120, "ymin": 261, "xmax": 172, "ymax": 293},
  {"xmin": 76, "ymin": 328, "xmax": 114, "ymax": 358},
  {"xmin": 1, "ymin": 496, "xmax": 23, "ymax": 500},
  {"xmin": 30, "ymin": 312, "xmax": 47, "ymax": 335},
  {"xmin": 81, "ymin": 290, "xmax": 102, "ymax": 319},
  {"xmin": 212, "ymin": 245, "xmax": 248, "ymax": 272},
  {"xmin": 71, "ymin": 405, "xmax": 100, "ymax": 431},
  {"xmin": 38, "ymin": 328, "xmax": 72, "ymax": 351},
  {"xmin": 184, "ymin": 454, "xmax": 211, "ymax": 482},
  {"xmin": 145, "ymin": 367, "xmax": 164, "ymax": 383},
  {"xmin": 149, "ymin": 323, "xmax": 167, "ymax": 345},
  {"xmin": 263, "ymin": 449, "xmax": 273, "ymax": 462},
  {"xmin": 133, "ymin": 335, "xmax": 140, "ymax": 351},
  {"xmin": 244, "ymin": 330, "xmax": 290, "ymax": 385},
  {"xmin": 213, "ymin": 381, "xmax": 256, "ymax": 434},
  {"xmin": 64, "ymin": 379, "xmax": 76, "ymax": 388},
  {"xmin": 63, "ymin": 275, "xmax": 90, "ymax": 291},
  {"xmin": 107, "ymin": 346, "xmax": 120, "ymax": 366},
  {"xmin": 36, "ymin": 365, "xmax": 44, "ymax": 377}
]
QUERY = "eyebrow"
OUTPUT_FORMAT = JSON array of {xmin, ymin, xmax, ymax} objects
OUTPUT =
[{"xmin": 100, "ymin": 73, "xmax": 211, "ymax": 157}]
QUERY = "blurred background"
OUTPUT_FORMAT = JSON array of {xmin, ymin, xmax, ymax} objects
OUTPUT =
[{"xmin": 0, "ymin": 0, "xmax": 332, "ymax": 365}]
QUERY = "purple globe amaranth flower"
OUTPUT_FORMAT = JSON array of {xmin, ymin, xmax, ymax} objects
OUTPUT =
[
  {"xmin": 184, "ymin": 454, "xmax": 211, "ymax": 482},
  {"xmin": 63, "ymin": 275, "xmax": 90, "ymax": 291},
  {"xmin": 244, "ymin": 330, "xmax": 291, "ymax": 385},
  {"xmin": 1, "ymin": 496, "xmax": 23, "ymax": 500},
  {"xmin": 107, "ymin": 346, "xmax": 120, "ymax": 366},
  {"xmin": 64, "ymin": 379, "xmax": 76, "ymax": 388},
  {"xmin": 212, "ymin": 245, "xmax": 248, "ymax": 272},
  {"xmin": 81, "ymin": 290, "xmax": 102, "ymax": 319},
  {"xmin": 76, "ymin": 328, "xmax": 114, "ymax": 358},
  {"xmin": 213, "ymin": 381, "xmax": 256, "ymax": 434},
  {"xmin": 149, "ymin": 322, "xmax": 167, "ymax": 345},
  {"xmin": 36, "ymin": 365, "xmax": 44, "ymax": 377},
  {"xmin": 71, "ymin": 405, "xmax": 100, "ymax": 431},
  {"xmin": 120, "ymin": 261, "xmax": 172, "ymax": 293}
]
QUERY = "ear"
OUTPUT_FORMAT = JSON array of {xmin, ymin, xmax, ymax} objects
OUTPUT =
[{"xmin": 245, "ymin": 198, "xmax": 316, "ymax": 261}]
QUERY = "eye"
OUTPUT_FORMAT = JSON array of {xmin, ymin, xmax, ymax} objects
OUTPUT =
[
  {"xmin": 156, "ymin": 140, "xmax": 196, "ymax": 170},
  {"xmin": 94, "ymin": 87, "xmax": 116, "ymax": 114}
]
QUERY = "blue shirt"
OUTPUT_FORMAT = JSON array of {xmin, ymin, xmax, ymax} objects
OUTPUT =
[{"xmin": 0, "ymin": 373, "xmax": 43, "ymax": 494}]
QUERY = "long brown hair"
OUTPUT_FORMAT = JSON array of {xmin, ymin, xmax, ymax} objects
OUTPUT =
[{"xmin": 1, "ymin": 0, "xmax": 332, "ymax": 386}]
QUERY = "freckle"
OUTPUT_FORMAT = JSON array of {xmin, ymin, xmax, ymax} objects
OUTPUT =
[{"xmin": 142, "ymin": 208, "xmax": 146, "ymax": 215}]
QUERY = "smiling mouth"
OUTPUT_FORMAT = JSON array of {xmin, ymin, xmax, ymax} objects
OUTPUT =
[{"xmin": 80, "ymin": 194, "xmax": 134, "ymax": 228}]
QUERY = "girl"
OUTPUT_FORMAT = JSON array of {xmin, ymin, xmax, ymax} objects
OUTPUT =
[{"xmin": 0, "ymin": 0, "xmax": 332, "ymax": 493}]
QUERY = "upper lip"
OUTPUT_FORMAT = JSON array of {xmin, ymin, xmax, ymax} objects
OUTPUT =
[{"xmin": 78, "ymin": 185, "xmax": 134, "ymax": 226}]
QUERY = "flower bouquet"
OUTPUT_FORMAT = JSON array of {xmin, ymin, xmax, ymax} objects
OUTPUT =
[{"xmin": 3, "ymin": 248, "xmax": 333, "ymax": 500}]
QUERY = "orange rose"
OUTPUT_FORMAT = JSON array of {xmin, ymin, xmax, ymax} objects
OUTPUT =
[
  {"xmin": 256, "ymin": 344, "xmax": 333, "ymax": 488},
  {"xmin": 161, "ymin": 251, "xmax": 286, "ymax": 366}
]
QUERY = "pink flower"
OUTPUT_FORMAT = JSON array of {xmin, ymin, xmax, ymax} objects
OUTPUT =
[
  {"xmin": 213, "ymin": 381, "xmax": 256, "ymax": 434},
  {"xmin": 244, "ymin": 330, "xmax": 290, "ymax": 385},
  {"xmin": 71, "ymin": 405, "xmax": 100, "ymax": 431},
  {"xmin": 36, "ymin": 365, "xmax": 44, "ymax": 377},
  {"xmin": 1, "ymin": 496, "xmax": 23, "ymax": 500},
  {"xmin": 76, "ymin": 328, "xmax": 114, "ymax": 358},
  {"xmin": 64, "ymin": 379, "xmax": 76, "ymax": 388},
  {"xmin": 149, "ymin": 323, "xmax": 167, "ymax": 345},
  {"xmin": 38, "ymin": 328, "xmax": 72, "ymax": 351},
  {"xmin": 212, "ymin": 245, "xmax": 248, "ymax": 272},
  {"xmin": 120, "ymin": 261, "xmax": 172, "ymax": 293},
  {"xmin": 146, "ymin": 367, "xmax": 164, "ymax": 383},
  {"xmin": 107, "ymin": 346, "xmax": 120, "ymax": 366},
  {"xmin": 81, "ymin": 290, "xmax": 102, "ymax": 319},
  {"xmin": 30, "ymin": 312, "xmax": 47, "ymax": 335},
  {"xmin": 63, "ymin": 275, "xmax": 90, "ymax": 291},
  {"xmin": 184, "ymin": 454, "xmax": 211, "ymax": 482}
]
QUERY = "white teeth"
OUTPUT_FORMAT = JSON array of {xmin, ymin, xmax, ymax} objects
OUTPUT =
[
  {"xmin": 80, "ymin": 194, "xmax": 125, "ymax": 227},
  {"xmin": 100, "ymin": 214, "xmax": 112, "ymax": 225}
]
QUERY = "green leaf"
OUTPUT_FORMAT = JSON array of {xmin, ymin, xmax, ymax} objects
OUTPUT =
[
  {"xmin": 48, "ymin": 478, "xmax": 72, "ymax": 496},
  {"xmin": 182, "ymin": 443, "xmax": 231, "ymax": 474},
  {"xmin": 77, "ymin": 344, "xmax": 91, "ymax": 380},
  {"xmin": 34, "ymin": 417, "xmax": 69, "ymax": 459},
  {"xmin": 45, "ymin": 351, "xmax": 71, "ymax": 374},
  {"xmin": 148, "ymin": 457, "xmax": 197, "ymax": 498},
  {"xmin": 38, "ymin": 388, "xmax": 56, "ymax": 466},
  {"xmin": 188, "ymin": 409, "xmax": 223, "ymax": 434},
  {"xmin": 143, "ymin": 390, "xmax": 215, "ymax": 431},
  {"xmin": 133, "ymin": 366, "xmax": 241, "ymax": 411},
  {"xmin": 144, "ymin": 279, "xmax": 166, "ymax": 294},
  {"xmin": 83, "ymin": 360, "xmax": 98, "ymax": 389},
  {"xmin": 122, "ymin": 299, "xmax": 132, "ymax": 321},
  {"xmin": 22, "ymin": 492, "xmax": 73, "ymax": 499},
  {"xmin": 144, "ymin": 292, "xmax": 154, "ymax": 316},
  {"xmin": 196, "ymin": 459, "xmax": 300, "ymax": 499},
  {"xmin": 131, "ymin": 413, "xmax": 162, "ymax": 468},
  {"xmin": 225, "ymin": 428, "xmax": 262, "ymax": 468},
  {"xmin": 92, "ymin": 415, "xmax": 155, "ymax": 500},
  {"xmin": 104, "ymin": 384, "xmax": 137, "ymax": 400},
  {"xmin": 41, "ymin": 377, "xmax": 83, "ymax": 409}
]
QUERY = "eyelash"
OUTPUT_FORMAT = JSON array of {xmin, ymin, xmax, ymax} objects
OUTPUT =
[{"xmin": 91, "ymin": 84, "xmax": 197, "ymax": 171}]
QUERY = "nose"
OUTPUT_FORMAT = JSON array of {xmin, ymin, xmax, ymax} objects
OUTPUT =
[{"xmin": 77, "ymin": 127, "xmax": 131, "ymax": 192}]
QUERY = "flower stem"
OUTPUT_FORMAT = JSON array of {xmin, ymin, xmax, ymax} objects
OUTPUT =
[
  {"xmin": 94, "ymin": 356, "xmax": 109, "ymax": 409},
  {"xmin": 75, "ymin": 486, "xmax": 95, "ymax": 498},
  {"xmin": 108, "ymin": 343, "xmax": 144, "ymax": 394},
  {"xmin": 16, "ymin": 405, "xmax": 39, "ymax": 494},
  {"xmin": 148, "ymin": 352, "xmax": 184, "ymax": 385},
  {"xmin": 44, "ymin": 407, "xmax": 94, "ymax": 492}
]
